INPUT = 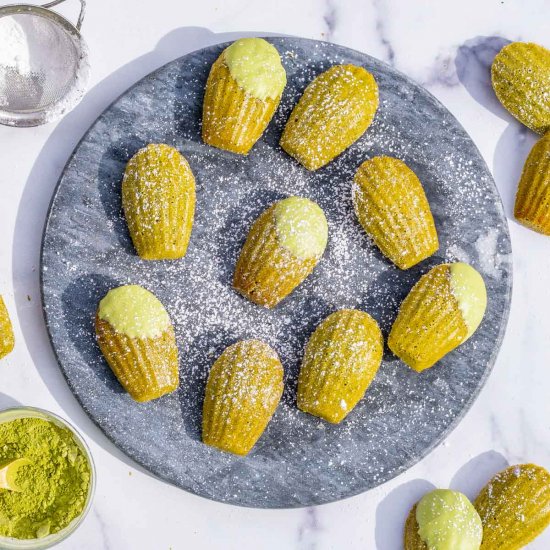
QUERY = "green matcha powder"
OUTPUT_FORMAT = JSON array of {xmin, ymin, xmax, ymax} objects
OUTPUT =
[{"xmin": 0, "ymin": 417, "xmax": 91, "ymax": 540}]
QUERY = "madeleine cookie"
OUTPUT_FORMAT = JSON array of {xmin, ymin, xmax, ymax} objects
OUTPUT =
[
  {"xmin": 353, "ymin": 156, "xmax": 439, "ymax": 269},
  {"xmin": 96, "ymin": 285, "xmax": 179, "ymax": 402},
  {"xmin": 404, "ymin": 489, "xmax": 482, "ymax": 550},
  {"xmin": 514, "ymin": 133, "xmax": 550, "ymax": 235},
  {"xmin": 234, "ymin": 196, "xmax": 328, "ymax": 308},
  {"xmin": 280, "ymin": 64, "xmax": 378, "ymax": 170},
  {"xmin": 297, "ymin": 309, "xmax": 383, "ymax": 423},
  {"xmin": 0, "ymin": 296, "xmax": 14, "ymax": 360},
  {"xmin": 388, "ymin": 263, "xmax": 487, "ymax": 372},
  {"xmin": 122, "ymin": 143, "xmax": 196, "ymax": 260},
  {"xmin": 492, "ymin": 41, "xmax": 550, "ymax": 134},
  {"xmin": 202, "ymin": 38, "xmax": 286, "ymax": 154},
  {"xmin": 202, "ymin": 339, "xmax": 284, "ymax": 455},
  {"xmin": 474, "ymin": 464, "xmax": 550, "ymax": 550}
]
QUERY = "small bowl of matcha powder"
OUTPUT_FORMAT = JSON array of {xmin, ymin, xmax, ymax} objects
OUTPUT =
[{"xmin": 0, "ymin": 407, "xmax": 95, "ymax": 549}]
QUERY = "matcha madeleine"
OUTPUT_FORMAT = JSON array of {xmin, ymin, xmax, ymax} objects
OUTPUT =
[
  {"xmin": 95, "ymin": 285, "xmax": 179, "ymax": 402},
  {"xmin": 491, "ymin": 41, "xmax": 550, "ymax": 134},
  {"xmin": 202, "ymin": 339, "xmax": 284, "ymax": 456},
  {"xmin": 0, "ymin": 295, "xmax": 14, "ymax": 359},
  {"xmin": 202, "ymin": 37, "xmax": 286, "ymax": 154},
  {"xmin": 388, "ymin": 263, "xmax": 487, "ymax": 372},
  {"xmin": 404, "ymin": 489, "xmax": 483, "ymax": 550},
  {"xmin": 474, "ymin": 464, "xmax": 550, "ymax": 550},
  {"xmin": 297, "ymin": 309, "xmax": 383, "ymax": 423},
  {"xmin": 280, "ymin": 64, "xmax": 378, "ymax": 170},
  {"xmin": 353, "ymin": 156, "xmax": 439, "ymax": 269},
  {"xmin": 122, "ymin": 143, "xmax": 196, "ymax": 260},
  {"xmin": 234, "ymin": 196, "xmax": 328, "ymax": 308},
  {"xmin": 514, "ymin": 133, "xmax": 550, "ymax": 235}
]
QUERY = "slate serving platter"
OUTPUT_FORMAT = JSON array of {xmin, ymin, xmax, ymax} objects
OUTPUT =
[{"xmin": 41, "ymin": 37, "xmax": 512, "ymax": 508}]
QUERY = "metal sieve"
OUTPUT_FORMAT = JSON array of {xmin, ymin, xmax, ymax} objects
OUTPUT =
[{"xmin": 0, "ymin": 0, "xmax": 89, "ymax": 127}]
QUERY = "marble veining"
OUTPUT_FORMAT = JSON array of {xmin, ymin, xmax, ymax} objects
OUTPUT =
[
  {"xmin": 372, "ymin": 0, "xmax": 395, "ymax": 66},
  {"xmin": 322, "ymin": 0, "xmax": 337, "ymax": 42}
]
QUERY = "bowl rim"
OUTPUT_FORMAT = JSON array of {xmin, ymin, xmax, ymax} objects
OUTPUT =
[{"xmin": 0, "ymin": 406, "xmax": 96, "ymax": 549}]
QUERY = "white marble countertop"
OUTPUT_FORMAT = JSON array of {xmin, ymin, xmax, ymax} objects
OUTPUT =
[{"xmin": 0, "ymin": 0, "xmax": 549, "ymax": 548}]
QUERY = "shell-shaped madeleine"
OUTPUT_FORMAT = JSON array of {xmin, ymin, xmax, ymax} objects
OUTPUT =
[
  {"xmin": 353, "ymin": 156, "xmax": 439, "ymax": 269},
  {"xmin": 202, "ymin": 339, "xmax": 284, "ymax": 456},
  {"xmin": 0, "ymin": 296, "xmax": 14, "ymax": 360},
  {"xmin": 491, "ymin": 42, "xmax": 550, "ymax": 134},
  {"xmin": 514, "ymin": 133, "xmax": 550, "ymax": 235},
  {"xmin": 297, "ymin": 309, "xmax": 383, "ymax": 423},
  {"xmin": 95, "ymin": 285, "xmax": 179, "ymax": 402},
  {"xmin": 280, "ymin": 64, "xmax": 379, "ymax": 170},
  {"xmin": 388, "ymin": 263, "xmax": 487, "ymax": 372},
  {"xmin": 404, "ymin": 490, "xmax": 483, "ymax": 550},
  {"xmin": 202, "ymin": 38, "xmax": 286, "ymax": 154},
  {"xmin": 474, "ymin": 464, "xmax": 550, "ymax": 550},
  {"xmin": 122, "ymin": 143, "xmax": 196, "ymax": 260},
  {"xmin": 404, "ymin": 505, "xmax": 429, "ymax": 550},
  {"xmin": 234, "ymin": 197, "xmax": 328, "ymax": 308}
]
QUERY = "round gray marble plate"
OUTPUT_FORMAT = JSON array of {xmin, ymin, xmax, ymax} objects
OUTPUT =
[{"xmin": 41, "ymin": 37, "xmax": 512, "ymax": 508}]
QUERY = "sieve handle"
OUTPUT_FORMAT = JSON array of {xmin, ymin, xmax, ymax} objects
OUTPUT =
[{"xmin": 40, "ymin": 0, "xmax": 86, "ymax": 31}]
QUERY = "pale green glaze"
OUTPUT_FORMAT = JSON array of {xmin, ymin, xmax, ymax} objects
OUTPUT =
[
  {"xmin": 224, "ymin": 38, "xmax": 286, "ymax": 100},
  {"xmin": 449, "ymin": 263, "xmax": 487, "ymax": 340},
  {"xmin": 274, "ymin": 197, "xmax": 328, "ymax": 260},
  {"xmin": 416, "ymin": 489, "xmax": 482, "ymax": 550},
  {"xmin": 98, "ymin": 285, "xmax": 170, "ymax": 339}
]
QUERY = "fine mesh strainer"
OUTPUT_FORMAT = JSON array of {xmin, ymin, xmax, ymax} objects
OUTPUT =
[{"xmin": 0, "ymin": 0, "xmax": 89, "ymax": 126}]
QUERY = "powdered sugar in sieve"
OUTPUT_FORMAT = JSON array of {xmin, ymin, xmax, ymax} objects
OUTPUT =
[{"xmin": 0, "ymin": 1, "xmax": 89, "ymax": 127}]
